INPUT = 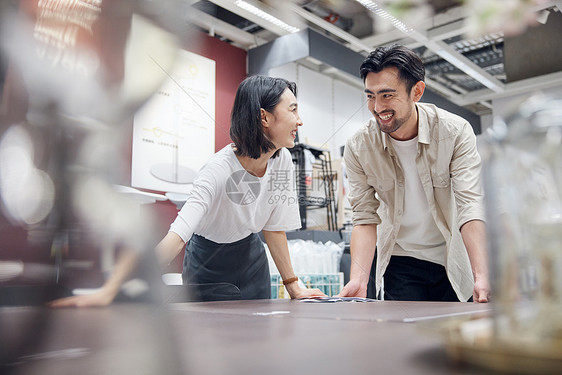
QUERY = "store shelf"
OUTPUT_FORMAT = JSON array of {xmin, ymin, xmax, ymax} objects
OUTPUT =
[{"xmin": 289, "ymin": 143, "xmax": 338, "ymax": 231}]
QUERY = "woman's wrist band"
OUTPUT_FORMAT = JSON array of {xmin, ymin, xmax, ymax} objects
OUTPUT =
[{"xmin": 282, "ymin": 276, "xmax": 298, "ymax": 286}]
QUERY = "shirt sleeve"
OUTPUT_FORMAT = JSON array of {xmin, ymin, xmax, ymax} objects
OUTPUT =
[
  {"xmin": 344, "ymin": 138, "xmax": 382, "ymax": 226},
  {"xmin": 262, "ymin": 148, "xmax": 302, "ymax": 232},
  {"xmin": 168, "ymin": 168, "xmax": 216, "ymax": 242},
  {"xmin": 450, "ymin": 122, "xmax": 486, "ymax": 227}
]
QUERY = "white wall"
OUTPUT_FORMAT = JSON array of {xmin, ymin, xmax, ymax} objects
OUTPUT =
[
  {"xmin": 333, "ymin": 80, "xmax": 372, "ymax": 158},
  {"xmin": 296, "ymin": 66, "xmax": 333, "ymax": 152},
  {"xmin": 269, "ymin": 63, "xmax": 371, "ymax": 160}
]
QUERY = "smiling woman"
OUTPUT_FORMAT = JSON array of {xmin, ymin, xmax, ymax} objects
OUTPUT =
[
  {"xmin": 230, "ymin": 75, "xmax": 302, "ymax": 160},
  {"xmin": 49, "ymin": 75, "xmax": 326, "ymax": 308},
  {"xmin": 262, "ymin": 89, "xmax": 303, "ymax": 150}
]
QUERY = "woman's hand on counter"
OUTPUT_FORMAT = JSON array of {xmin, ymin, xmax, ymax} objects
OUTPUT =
[
  {"xmin": 286, "ymin": 282, "xmax": 326, "ymax": 299},
  {"xmin": 47, "ymin": 287, "xmax": 118, "ymax": 308}
]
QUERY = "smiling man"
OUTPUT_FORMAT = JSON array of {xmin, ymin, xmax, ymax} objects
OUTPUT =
[{"xmin": 338, "ymin": 45, "xmax": 490, "ymax": 303}]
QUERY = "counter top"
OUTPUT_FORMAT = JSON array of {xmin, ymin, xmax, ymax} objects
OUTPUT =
[{"xmin": 1, "ymin": 299, "xmax": 493, "ymax": 375}]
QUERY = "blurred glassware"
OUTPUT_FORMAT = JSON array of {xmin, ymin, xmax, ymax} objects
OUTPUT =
[
  {"xmin": 464, "ymin": 0, "xmax": 546, "ymax": 37},
  {"xmin": 0, "ymin": 0, "xmax": 193, "ymax": 261},
  {"xmin": 0, "ymin": 0, "xmax": 196, "ymax": 372},
  {"xmin": 2, "ymin": 0, "xmax": 184, "ymax": 122},
  {"xmin": 481, "ymin": 93, "xmax": 562, "ymax": 350}
]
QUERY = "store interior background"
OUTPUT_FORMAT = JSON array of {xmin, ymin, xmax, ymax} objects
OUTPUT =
[{"xmin": 0, "ymin": 0, "xmax": 561, "ymax": 295}]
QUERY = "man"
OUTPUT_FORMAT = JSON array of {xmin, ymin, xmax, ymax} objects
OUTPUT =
[{"xmin": 338, "ymin": 45, "xmax": 490, "ymax": 302}]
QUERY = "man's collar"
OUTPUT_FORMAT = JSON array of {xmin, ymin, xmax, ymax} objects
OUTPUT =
[
  {"xmin": 381, "ymin": 104, "xmax": 428, "ymax": 149},
  {"xmin": 416, "ymin": 103, "xmax": 430, "ymax": 145}
]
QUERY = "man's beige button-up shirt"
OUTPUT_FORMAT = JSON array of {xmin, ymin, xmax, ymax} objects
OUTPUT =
[{"xmin": 344, "ymin": 102, "xmax": 485, "ymax": 301}]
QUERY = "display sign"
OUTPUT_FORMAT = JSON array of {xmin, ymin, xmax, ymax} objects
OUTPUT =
[{"xmin": 132, "ymin": 50, "xmax": 215, "ymax": 193}]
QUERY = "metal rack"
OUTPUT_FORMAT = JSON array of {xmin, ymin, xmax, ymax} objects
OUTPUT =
[{"xmin": 288, "ymin": 143, "xmax": 338, "ymax": 231}]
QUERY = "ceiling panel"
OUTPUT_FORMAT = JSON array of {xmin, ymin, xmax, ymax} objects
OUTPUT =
[{"xmin": 191, "ymin": 0, "xmax": 562, "ymax": 116}]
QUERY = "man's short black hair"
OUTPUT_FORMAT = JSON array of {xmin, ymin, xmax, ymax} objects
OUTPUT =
[
  {"xmin": 230, "ymin": 75, "xmax": 297, "ymax": 159},
  {"xmin": 360, "ymin": 44, "xmax": 425, "ymax": 93}
]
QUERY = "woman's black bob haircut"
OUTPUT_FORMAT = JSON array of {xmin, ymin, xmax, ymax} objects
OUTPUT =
[
  {"xmin": 360, "ymin": 44, "xmax": 425, "ymax": 93},
  {"xmin": 230, "ymin": 75, "xmax": 297, "ymax": 159}
]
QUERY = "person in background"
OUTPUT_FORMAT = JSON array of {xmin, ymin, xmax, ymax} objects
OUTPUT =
[
  {"xmin": 50, "ymin": 75, "xmax": 325, "ymax": 307},
  {"xmin": 338, "ymin": 45, "xmax": 490, "ymax": 303}
]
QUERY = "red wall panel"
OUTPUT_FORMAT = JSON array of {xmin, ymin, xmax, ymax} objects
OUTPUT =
[{"xmin": 189, "ymin": 32, "xmax": 248, "ymax": 152}]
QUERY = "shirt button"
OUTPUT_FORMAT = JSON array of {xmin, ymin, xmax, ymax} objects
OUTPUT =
[{"xmin": 397, "ymin": 210, "xmax": 402, "ymax": 216}]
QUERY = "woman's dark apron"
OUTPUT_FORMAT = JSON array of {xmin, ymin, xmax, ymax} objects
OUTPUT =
[{"xmin": 182, "ymin": 233, "xmax": 271, "ymax": 299}]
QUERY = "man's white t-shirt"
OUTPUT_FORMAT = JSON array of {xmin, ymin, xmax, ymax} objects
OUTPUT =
[
  {"xmin": 389, "ymin": 136, "xmax": 446, "ymax": 266},
  {"xmin": 169, "ymin": 144, "xmax": 301, "ymax": 244}
]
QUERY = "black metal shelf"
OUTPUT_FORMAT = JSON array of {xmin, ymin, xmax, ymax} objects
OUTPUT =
[{"xmin": 288, "ymin": 143, "xmax": 337, "ymax": 231}]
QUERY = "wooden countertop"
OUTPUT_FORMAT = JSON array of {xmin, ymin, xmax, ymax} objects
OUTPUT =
[{"xmin": 1, "ymin": 299, "xmax": 493, "ymax": 375}]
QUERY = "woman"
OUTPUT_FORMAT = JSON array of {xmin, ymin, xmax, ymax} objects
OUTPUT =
[{"xmin": 50, "ymin": 75, "xmax": 325, "ymax": 306}]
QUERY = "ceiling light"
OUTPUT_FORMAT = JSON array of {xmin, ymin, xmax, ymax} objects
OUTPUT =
[
  {"xmin": 235, "ymin": 0, "xmax": 300, "ymax": 34},
  {"xmin": 355, "ymin": 0, "xmax": 413, "ymax": 34},
  {"xmin": 355, "ymin": 0, "xmax": 504, "ymax": 93}
]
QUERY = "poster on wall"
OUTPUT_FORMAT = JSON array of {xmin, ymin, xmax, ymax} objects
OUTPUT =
[{"xmin": 131, "ymin": 50, "xmax": 215, "ymax": 194}]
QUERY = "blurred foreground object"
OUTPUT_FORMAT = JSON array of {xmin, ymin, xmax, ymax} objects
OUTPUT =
[
  {"xmin": 0, "ymin": 0, "xmax": 180, "ymax": 244},
  {"xmin": 0, "ymin": 0, "xmax": 191, "ymax": 372},
  {"xmin": 464, "ymin": 0, "xmax": 552, "ymax": 37},
  {"xmin": 438, "ymin": 94, "xmax": 562, "ymax": 374},
  {"xmin": 483, "ymin": 94, "xmax": 562, "ymax": 342},
  {"xmin": 0, "ymin": 0, "xmax": 191, "ymax": 289}
]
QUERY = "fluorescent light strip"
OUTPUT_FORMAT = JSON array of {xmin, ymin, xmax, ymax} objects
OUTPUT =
[
  {"xmin": 355, "ymin": 0, "xmax": 504, "ymax": 92},
  {"xmin": 235, "ymin": 0, "xmax": 300, "ymax": 34},
  {"xmin": 355, "ymin": 0, "xmax": 413, "ymax": 34}
]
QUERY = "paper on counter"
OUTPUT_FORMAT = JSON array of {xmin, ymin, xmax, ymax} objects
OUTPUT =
[{"xmin": 298, "ymin": 296, "xmax": 377, "ymax": 303}]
